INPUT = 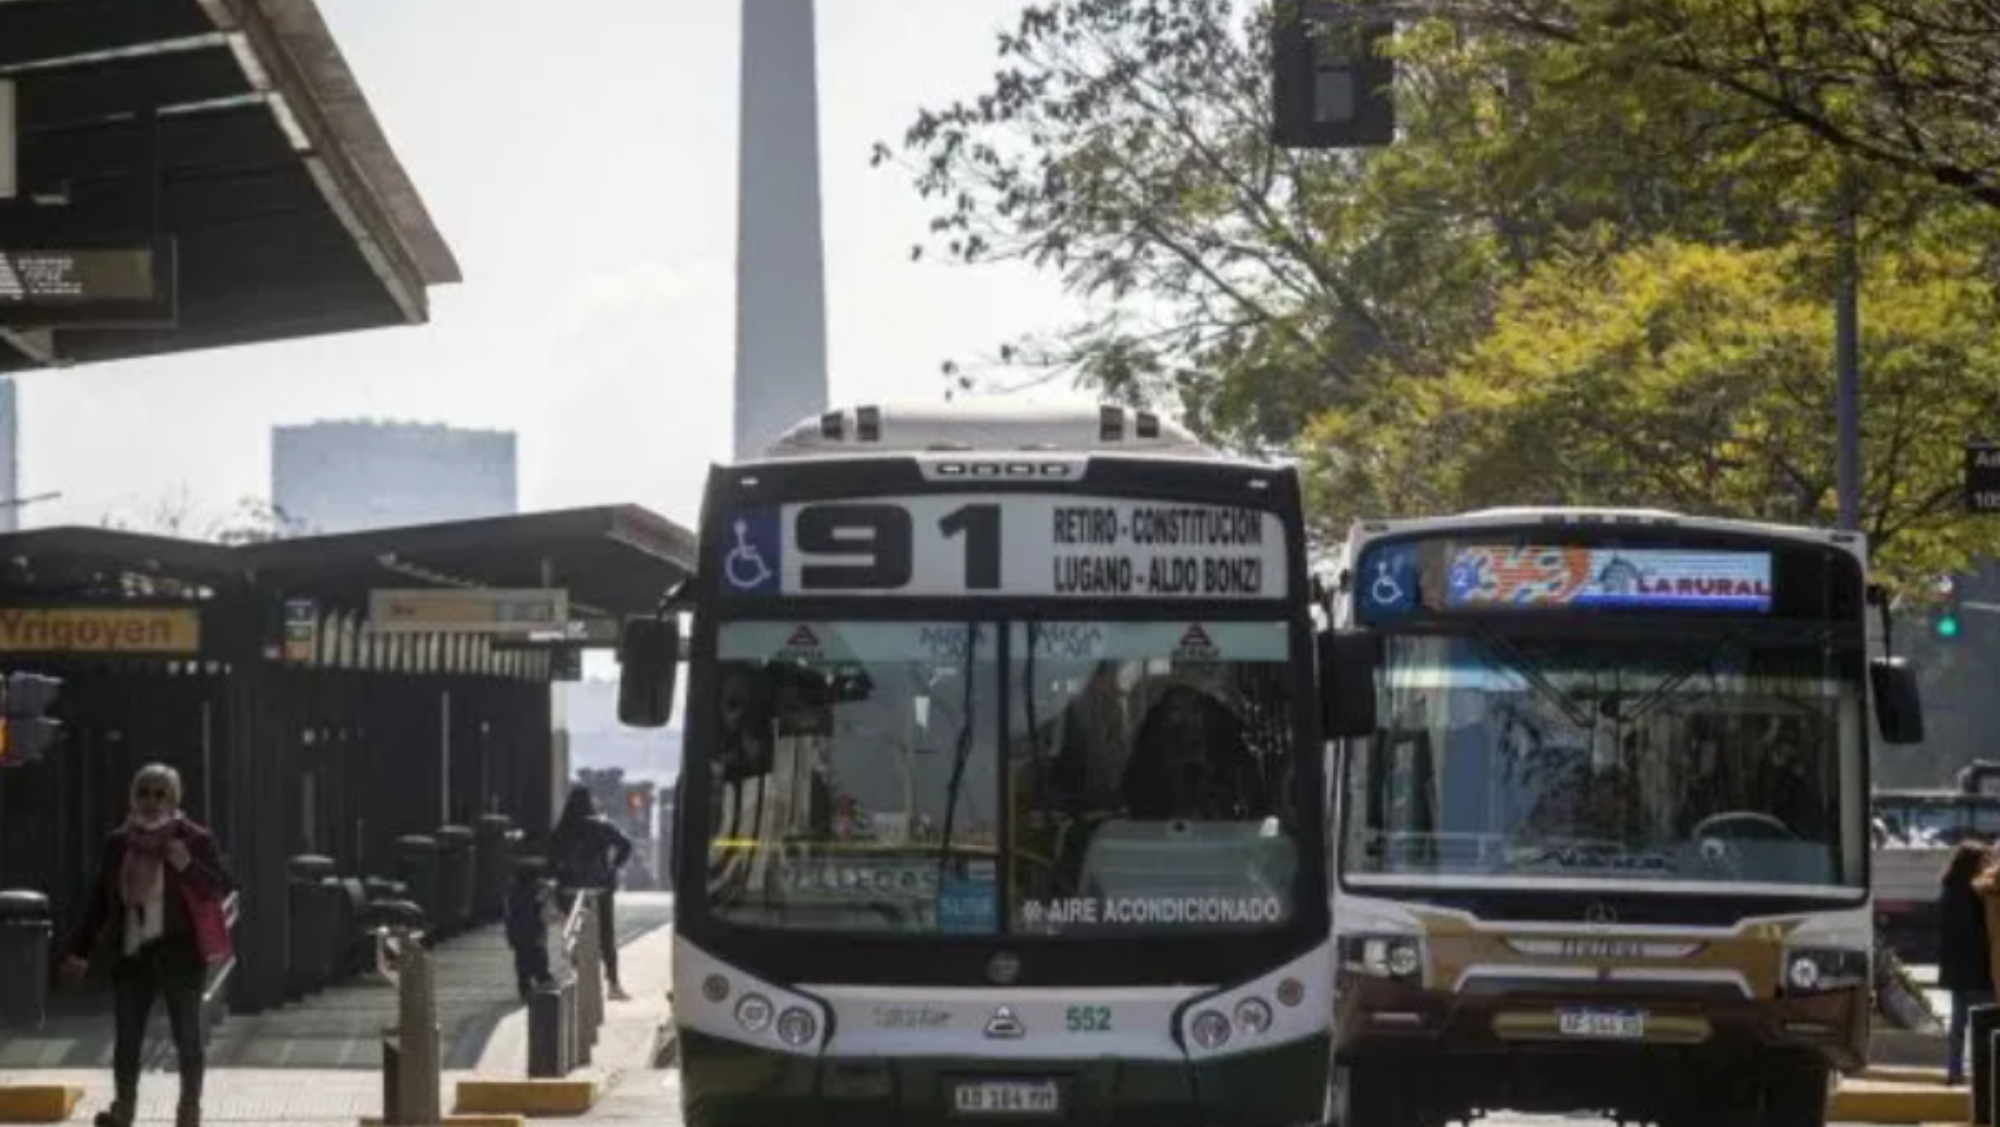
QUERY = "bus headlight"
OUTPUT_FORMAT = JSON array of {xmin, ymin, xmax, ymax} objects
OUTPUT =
[
  {"xmin": 1190, "ymin": 1009, "xmax": 1232, "ymax": 1050},
  {"xmin": 1233, "ymin": 997, "xmax": 1273, "ymax": 1034},
  {"xmin": 735, "ymin": 992, "xmax": 775, "ymax": 1032},
  {"xmin": 1784, "ymin": 948, "xmax": 1866, "ymax": 993},
  {"xmin": 776, "ymin": 1006, "xmax": 819, "ymax": 1047},
  {"xmin": 1341, "ymin": 934, "xmax": 1424, "ymax": 983}
]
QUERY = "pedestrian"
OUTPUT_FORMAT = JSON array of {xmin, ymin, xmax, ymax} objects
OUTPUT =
[
  {"xmin": 61, "ymin": 763, "xmax": 236, "ymax": 1127},
  {"xmin": 1952, "ymin": 841, "xmax": 2000, "ymax": 1085},
  {"xmin": 504, "ymin": 858, "xmax": 561, "ymax": 1001},
  {"xmin": 549, "ymin": 785, "xmax": 633, "ymax": 1001}
]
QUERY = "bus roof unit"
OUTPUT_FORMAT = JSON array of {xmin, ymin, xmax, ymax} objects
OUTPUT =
[{"xmin": 759, "ymin": 401, "xmax": 1217, "ymax": 459}]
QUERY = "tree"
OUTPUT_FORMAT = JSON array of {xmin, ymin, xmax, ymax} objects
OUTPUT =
[
  {"xmin": 1378, "ymin": 0, "xmax": 2000, "ymax": 218},
  {"xmin": 1302, "ymin": 234, "xmax": 2000, "ymax": 591},
  {"xmin": 877, "ymin": 0, "xmax": 1983, "ymax": 448},
  {"xmin": 102, "ymin": 490, "xmax": 310, "ymax": 544}
]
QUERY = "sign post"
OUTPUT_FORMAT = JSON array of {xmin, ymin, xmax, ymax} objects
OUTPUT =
[
  {"xmin": 0, "ymin": 79, "xmax": 16, "ymax": 202},
  {"xmin": 1967, "ymin": 441, "xmax": 2000, "ymax": 514}
]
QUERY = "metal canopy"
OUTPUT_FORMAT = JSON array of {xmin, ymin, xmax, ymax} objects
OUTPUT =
[
  {"xmin": 235, "ymin": 505, "xmax": 697, "ymax": 621},
  {"xmin": 0, "ymin": 0, "xmax": 459, "ymax": 369}
]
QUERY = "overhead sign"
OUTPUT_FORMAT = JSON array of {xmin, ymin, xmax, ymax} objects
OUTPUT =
[
  {"xmin": 1967, "ymin": 442, "xmax": 2000, "ymax": 514},
  {"xmin": 0, "ymin": 607, "xmax": 201, "ymax": 654},
  {"xmin": 490, "ymin": 617, "xmax": 622, "ymax": 650},
  {"xmin": 367, "ymin": 588, "xmax": 569, "ymax": 634},
  {"xmin": 0, "ymin": 239, "xmax": 178, "ymax": 329},
  {"xmin": 714, "ymin": 494, "xmax": 1289, "ymax": 600}
]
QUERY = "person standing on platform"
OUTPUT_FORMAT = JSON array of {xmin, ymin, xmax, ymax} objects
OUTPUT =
[
  {"xmin": 61, "ymin": 763, "xmax": 237, "ymax": 1127},
  {"xmin": 550, "ymin": 785, "xmax": 634, "ymax": 1001}
]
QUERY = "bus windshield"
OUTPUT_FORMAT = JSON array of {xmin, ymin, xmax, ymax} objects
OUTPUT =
[
  {"xmin": 700, "ymin": 618, "xmax": 1303, "ymax": 936},
  {"xmin": 1342, "ymin": 629, "xmax": 1866, "ymax": 894}
]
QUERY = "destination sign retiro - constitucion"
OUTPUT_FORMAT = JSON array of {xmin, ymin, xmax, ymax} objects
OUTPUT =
[{"xmin": 716, "ymin": 494, "xmax": 1289, "ymax": 599}]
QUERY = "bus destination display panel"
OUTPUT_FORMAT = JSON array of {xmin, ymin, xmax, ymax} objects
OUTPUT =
[
  {"xmin": 1361, "ymin": 540, "xmax": 1775, "ymax": 621},
  {"xmin": 714, "ymin": 494, "xmax": 1290, "ymax": 599}
]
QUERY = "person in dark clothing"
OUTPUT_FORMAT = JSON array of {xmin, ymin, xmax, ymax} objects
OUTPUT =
[
  {"xmin": 504, "ymin": 858, "xmax": 561, "ymax": 1001},
  {"xmin": 550, "ymin": 786, "xmax": 634, "ymax": 1000},
  {"xmin": 1940, "ymin": 841, "xmax": 1996, "ymax": 1085},
  {"xmin": 60, "ymin": 763, "xmax": 236, "ymax": 1127}
]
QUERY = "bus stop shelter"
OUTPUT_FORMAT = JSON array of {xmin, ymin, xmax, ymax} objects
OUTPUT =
[
  {"xmin": 0, "ymin": 0, "xmax": 457, "ymax": 365},
  {"xmin": 0, "ymin": 504, "xmax": 693, "ymax": 1013}
]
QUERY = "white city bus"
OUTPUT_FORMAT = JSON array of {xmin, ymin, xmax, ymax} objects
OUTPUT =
[
  {"xmin": 618, "ymin": 402, "xmax": 1347, "ymax": 1127},
  {"xmin": 1315, "ymin": 507, "xmax": 1926, "ymax": 1127}
]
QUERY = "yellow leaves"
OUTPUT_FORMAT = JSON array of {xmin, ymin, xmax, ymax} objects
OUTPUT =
[{"xmin": 1299, "ymin": 235, "xmax": 2000, "ymax": 591}]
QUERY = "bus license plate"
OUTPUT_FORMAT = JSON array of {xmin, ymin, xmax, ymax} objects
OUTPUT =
[
  {"xmin": 1556, "ymin": 1007, "xmax": 1645, "ymax": 1039},
  {"xmin": 953, "ymin": 1080, "xmax": 1062, "ymax": 1116}
]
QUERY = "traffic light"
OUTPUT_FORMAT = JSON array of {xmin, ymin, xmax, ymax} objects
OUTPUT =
[
  {"xmin": 1934, "ymin": 575, "xmax": 1964, "ymax": 641},
  {"xmin": 0, "ymin": 672, "xmax": 62, "ymax": 766},
  {"xmin": 1270, "ymin": 0, "xmax": 1396, "ymax": 150}
]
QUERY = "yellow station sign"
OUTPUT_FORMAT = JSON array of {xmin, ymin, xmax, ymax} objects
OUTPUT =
[{"xmin": 0, "ymin": 607, "xmax": 202, "ymax": 654}]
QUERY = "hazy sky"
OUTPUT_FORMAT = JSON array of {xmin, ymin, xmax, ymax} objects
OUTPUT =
[{"xmin": 16, "ymin": 0, "xmax": 1089, "ymax": 533}]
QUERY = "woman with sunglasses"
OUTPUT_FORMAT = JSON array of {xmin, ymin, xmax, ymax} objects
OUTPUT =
[{"xmin": 61, "ymin": 762, "xmax": 236, "ymax": 1127}]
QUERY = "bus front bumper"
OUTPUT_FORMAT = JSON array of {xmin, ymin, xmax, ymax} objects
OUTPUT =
[{"xmin": 677, "ymin": 1027, "xmax": 1331, "ymax": 1127}]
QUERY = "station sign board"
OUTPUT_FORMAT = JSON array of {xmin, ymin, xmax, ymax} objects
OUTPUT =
[
  {"xmin": 0, "ymin": 607, "xmax": 200, "ymax": 655},
  {"xmin": 0, "ymin": 238, "xmax": 178, "ymax": 329},
  {"xmin": 367, "ymin": 588, "xmax": 569, "ymax": 635},
  {"xmin": 490, "ymin": 617, "xmax": 621, "ymax": 650},
  {"xmin": 1967, "ymin": 441, "xmax": 2000, "ymax": 514}
]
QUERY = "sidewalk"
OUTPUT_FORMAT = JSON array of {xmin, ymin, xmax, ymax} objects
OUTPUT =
[{"xmin": 0, "ymin": 895, "xmax": 681, "ymax": 1125}]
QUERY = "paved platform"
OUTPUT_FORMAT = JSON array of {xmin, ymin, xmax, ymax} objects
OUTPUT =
[{"xmin": 0, "ymin": 895, "xmax": 679, "ymax": 1124}]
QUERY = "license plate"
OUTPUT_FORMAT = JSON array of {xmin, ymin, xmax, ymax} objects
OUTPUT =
[
  {"xmin": 1556, "ymin": 1007, "xmax": 1645, "ymax": 1039},
  {"xmin": 952, "ymin": 1080, "xmax": 1062, "ymax": 1116}
]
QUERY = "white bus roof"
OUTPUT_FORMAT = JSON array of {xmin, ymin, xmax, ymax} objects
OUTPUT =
[
  {"xmin": 755, "ymin": 401, "xmax": 1218, "ymax": 460},
  {"xmin": 1342, "ymin": 506, "xmax": 1868, "ymax": 555}
]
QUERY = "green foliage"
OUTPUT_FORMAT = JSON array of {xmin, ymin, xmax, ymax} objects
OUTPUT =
[{"xmin": 1302, "ymin": 235, "xmax": 2000, "ymax": 591}]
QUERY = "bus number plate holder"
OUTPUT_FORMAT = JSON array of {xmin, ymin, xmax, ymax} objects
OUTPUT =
[
  {"xmin": 1556, "ymin": 1007, "xmax": 1645, "ymax": 1039},
  {"xmin": 952, "ymin": 1079, "xmax": 1063, "ymax": 1116}
]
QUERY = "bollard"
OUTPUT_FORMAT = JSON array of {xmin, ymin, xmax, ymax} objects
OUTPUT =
[
  {"xmin": 374, "ymin": 924, "xmax": 442, "ymax": 1126},
  {"xmin": 578, "ymin": 892, "xmax": 604, "ymax": 1055},
  {"xmin": 1975, "ymin": 1003, "xmax": 2000, "ymax": 1127},
  {"xmin": 380, "ymin": 1029, "xmax": 401, "ymax": 1125},
  {"xmin": 527, "ymin": 983, "xmax": 568, "ymax": 1078}
]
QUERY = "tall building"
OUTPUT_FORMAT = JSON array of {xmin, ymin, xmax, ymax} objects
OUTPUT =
[
  {"xmin": 271, "ymin": 420, "xmax": 517, "ymax": 534},
  {"xmin": 734, "ymin": 0, "xmax": 829, "ymax": 458}
]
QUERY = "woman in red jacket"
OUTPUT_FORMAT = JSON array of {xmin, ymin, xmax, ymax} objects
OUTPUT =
[{"xmin": 61, "ymin": 762, "xmax": 236, "ymax": 1127}]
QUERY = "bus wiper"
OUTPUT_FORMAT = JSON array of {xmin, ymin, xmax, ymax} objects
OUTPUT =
[
  {"xmin": 1471, "ymin": 625, "xmax": 1595, "ymax": 731},
  {"xmin": 936, "ymin": 621, "xmax": 981, "ymax": 887},
  {"xmin": 1614, "ymin": 630, "xmax": 1745, "ymax": 726}
]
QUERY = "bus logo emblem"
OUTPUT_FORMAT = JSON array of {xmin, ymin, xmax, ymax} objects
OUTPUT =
[
  {"xmin": 988, "ymin": 952, "xmax": 1021, "ymax": 985},
  {"xmin": 985, "ymin": 1005, "xmax": 1025, "ymax": 1039},
  {"xmin": 1584, "ymin": 902, "xmax": 1617, "ymax": 925}
]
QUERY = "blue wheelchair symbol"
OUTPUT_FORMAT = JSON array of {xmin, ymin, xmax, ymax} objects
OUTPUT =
[
  {"xmin": 719, "ymin": 509, "xmax": 781, "ymax": 595},
  {"xmin": 1362, "ymin": 545, "xmax": 1417, "ymax": 619}
]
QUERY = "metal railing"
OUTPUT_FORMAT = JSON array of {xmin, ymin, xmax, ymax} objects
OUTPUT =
[{"xmin": 528, "ymin": 888, "xmax": 605, "ymax": 1078}]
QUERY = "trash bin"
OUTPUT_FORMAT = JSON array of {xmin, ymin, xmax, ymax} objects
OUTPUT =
[
  {"xmin": 286, "ymin": 855, "xmax": 339, "ymax": 999},
  {"xmin": 473, "ymin": 814, "xmax": 516, "ymax": 924},
  {"xmin": 0, "ymin": 890, "xmax": 51, "ymax": 1024},
  {"xmin": 395, "ymin": 836, "xmax": 442, "ymax": 930},
  {"xmin": 434, "ymin": 825, "xmax": 475, "ymax": 937}
]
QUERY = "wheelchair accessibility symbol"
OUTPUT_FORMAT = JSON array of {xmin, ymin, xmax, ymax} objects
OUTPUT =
[{"xmin": 719, "ymin": 510, "xmax": 781, "ymax": 594}]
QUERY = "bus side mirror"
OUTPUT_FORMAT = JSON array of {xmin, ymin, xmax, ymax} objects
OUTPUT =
[
  {"xmin": 1870, "ymin": 657, "xmax": 1923, "ymax": 745},
  {"xmin": 618, "ymin": 616, "xmax": 681, "ymax": 728},
  {"xmin": 1318, "ymin": 628, "xmax": 1379, "ymax": 739}
]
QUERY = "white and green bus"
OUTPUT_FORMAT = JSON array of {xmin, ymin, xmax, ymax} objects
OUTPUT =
[
  {"xmin": 619, "ymin": 402, "xmax": 1348, "ymax": 1127},
  {"xmin": 1316, "ymin": 507, "xmax": 1926, "ymax": 1127}
]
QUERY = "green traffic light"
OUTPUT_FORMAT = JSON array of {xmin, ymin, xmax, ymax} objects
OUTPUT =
[{"xmin": 1938, "ymin": 615, "xmax": 1962, "ymax": 639}]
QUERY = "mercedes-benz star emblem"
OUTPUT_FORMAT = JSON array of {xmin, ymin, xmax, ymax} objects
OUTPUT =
[
  {"xmin": 988, "ymin": 952, "xmax": 1021, "ymax": 985},
  {"xmin": 1583, "ymin": 901, "xmax": 1618, "ymax": 925},
  {"xmin": 985, "ymin": 1005, "xmax": 1025, "ymax": 1039}
]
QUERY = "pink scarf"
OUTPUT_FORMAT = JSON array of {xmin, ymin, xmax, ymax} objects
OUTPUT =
[{"xmin": 120, "ymin": 814, "xmax": 179, "ymax": 928}]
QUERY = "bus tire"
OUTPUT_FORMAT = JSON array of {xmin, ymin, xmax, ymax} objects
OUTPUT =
[
  {"xmin": 1762, "ymin": 1064, "xmax": 1830, "ymax": 1127},
  {"xmin": 1326, "ymin": 1064, "xmax": 1418, "ymax": 1127}
]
